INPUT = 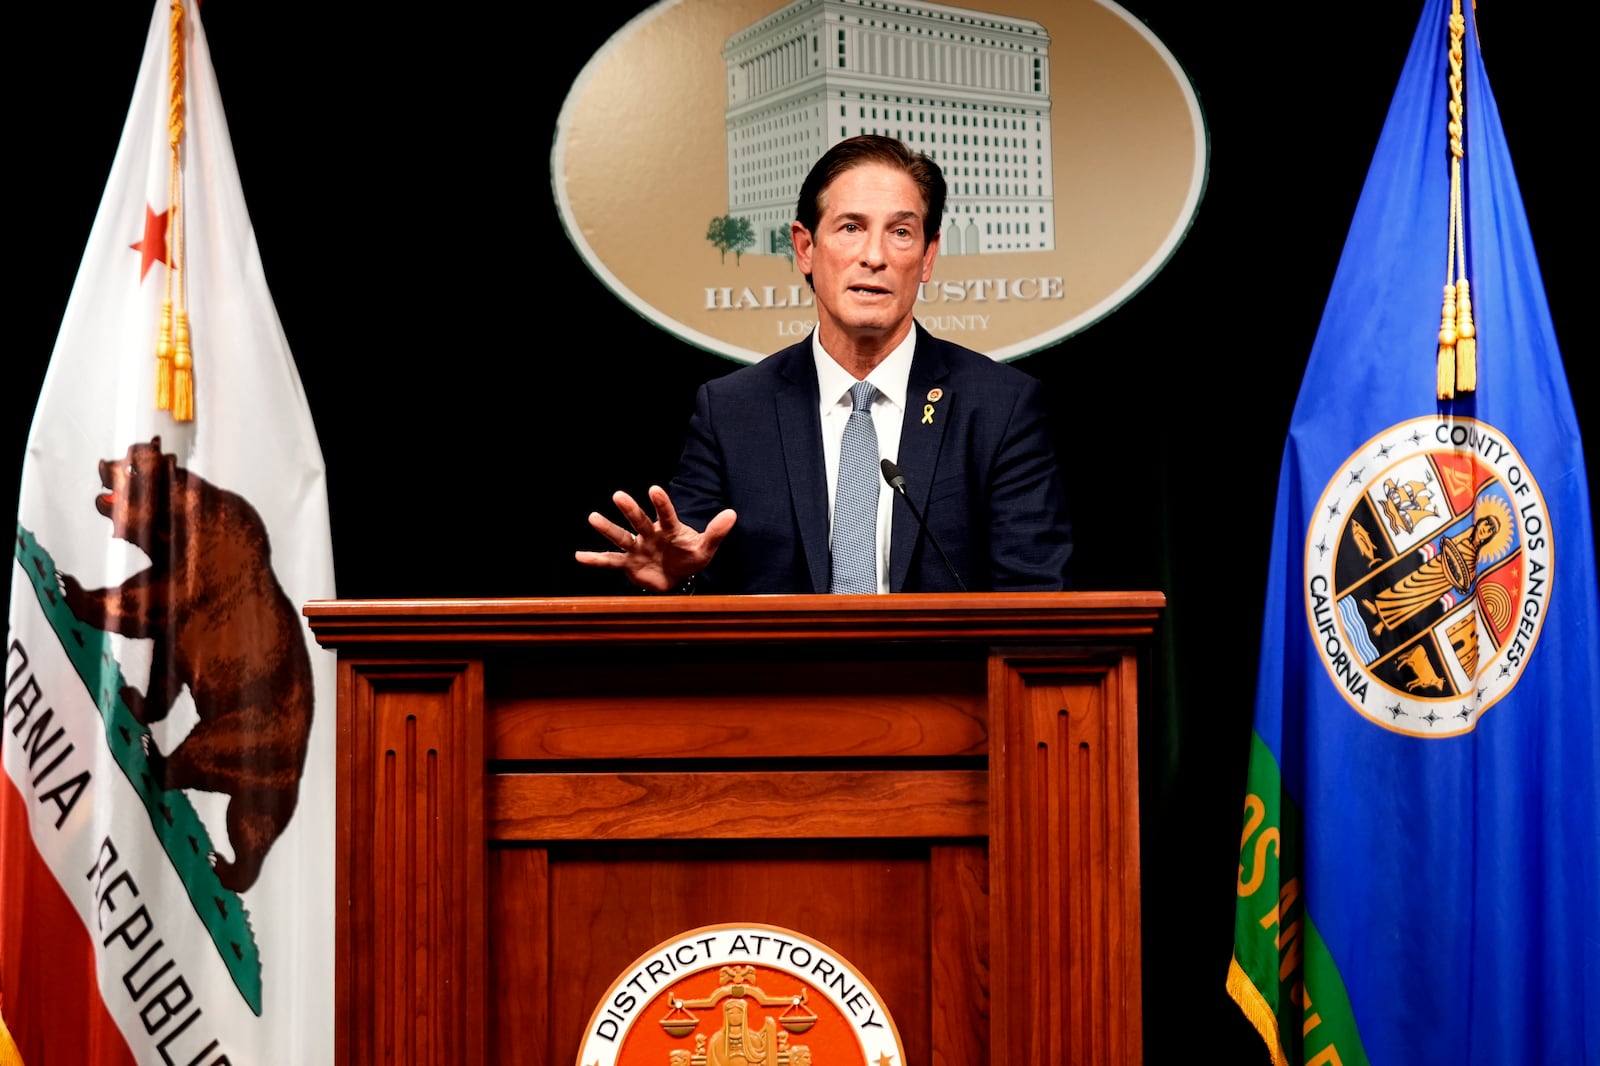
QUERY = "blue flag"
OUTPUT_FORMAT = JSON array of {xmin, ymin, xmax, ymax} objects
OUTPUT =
[{"xmin": 1227, "ymin": 3, "xmax": 1600, "ymax": 1065}]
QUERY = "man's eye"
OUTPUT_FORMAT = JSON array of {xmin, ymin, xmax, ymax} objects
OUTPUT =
[
  {"xmin": 894, "ymin": 228, "xmax": 911, "ymax": 237},
  {"xmin": 842, "ymin": 223, "xmax": 859, "ymax": 232}
]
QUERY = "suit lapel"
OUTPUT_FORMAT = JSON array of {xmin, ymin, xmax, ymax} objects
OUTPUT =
[
  {"xmin": 891, "ymin": 328, "xmax": 954, "ymax": 592},
  {"xmin": 774, "ymin": 347, "xmax": 831, "ymax": 593}
]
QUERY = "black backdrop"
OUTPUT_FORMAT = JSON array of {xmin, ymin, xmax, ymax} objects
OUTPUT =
[{"xmin": 8, "ymin": 3, "xmax": 1591, "ymax": 1061}]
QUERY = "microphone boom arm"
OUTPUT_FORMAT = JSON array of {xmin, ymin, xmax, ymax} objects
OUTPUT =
[{"xmin": 880, "ymin": 459, "xmax": 969, "ymax": 592}]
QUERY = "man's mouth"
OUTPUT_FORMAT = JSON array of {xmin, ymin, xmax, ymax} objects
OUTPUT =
[{"xmin": 848, "ymin": 285, "xmax": 890, "ymax": 296}]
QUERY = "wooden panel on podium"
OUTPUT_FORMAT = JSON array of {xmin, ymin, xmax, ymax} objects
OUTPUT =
[{"xmin": 306, "ymin": 592, "xmax": 1162, "ymax": 1065}]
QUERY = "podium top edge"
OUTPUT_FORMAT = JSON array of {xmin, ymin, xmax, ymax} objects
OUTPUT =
[{"xmin": 301, "ymin": 591, "xmax": 1166, "ymax": 648}]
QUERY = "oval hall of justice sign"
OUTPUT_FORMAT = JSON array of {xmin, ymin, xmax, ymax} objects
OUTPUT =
[{"xmin": 553, "ymin": 0, "xmax": 1207, "ymax": 364}]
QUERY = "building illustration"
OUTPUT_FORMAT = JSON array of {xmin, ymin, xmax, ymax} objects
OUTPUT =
[{"xmin": 723, "ymin": 0, "xmax": 1056, "ymax": 258}]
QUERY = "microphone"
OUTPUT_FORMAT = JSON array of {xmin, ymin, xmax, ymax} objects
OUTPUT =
[{"xmin": 880, "ymin": 459, "xmax": 968, "ymax": 592}]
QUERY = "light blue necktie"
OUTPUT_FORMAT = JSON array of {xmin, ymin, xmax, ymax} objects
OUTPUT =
[{"xmin": 831, "ymin": 381, "xmax": 881, "ymax": 594}]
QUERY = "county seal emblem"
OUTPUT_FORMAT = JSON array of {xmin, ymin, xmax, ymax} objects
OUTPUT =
[{"xmin": 1304, "ymin": 416, "xmax": 1553, "ymax": 736}]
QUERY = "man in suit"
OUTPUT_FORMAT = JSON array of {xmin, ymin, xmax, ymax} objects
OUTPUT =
[{"xmin": 577, "ymin": 135, "xmax": 1072, "ymax": 594}]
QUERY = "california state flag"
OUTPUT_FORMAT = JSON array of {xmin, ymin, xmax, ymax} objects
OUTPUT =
[{"xmin": 2, "ymin": 2, "xmax": 335, "ymax": 1062}]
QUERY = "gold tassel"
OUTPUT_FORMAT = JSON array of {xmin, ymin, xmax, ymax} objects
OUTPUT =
[
  {"xmin": 1436, "ymin": 283, "xmax": 1457, "ymax": 399},
  {"xmin": 1433, "ymin": 1, "xmax": 1482, "ymax": 399},
  {"xmin": 172, "ymin": 310, "xmax": 194, "ymax": 422},
  {"xmin": 1454, "ymin": 277, "xmax": 1477, "ymax": 391},
  {"xmin": 153, "ymin": 1, "xmax": 196, "ymax": 422},
  {"xmin": 155, "ymin": 297, "xmax": 175, "ymax": 410}
]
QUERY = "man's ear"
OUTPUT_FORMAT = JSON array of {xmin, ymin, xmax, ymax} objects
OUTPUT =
[
  {"xmin": 791, "ymin": 221, "xmax": 816, "ymax": 274},
  {"xmin": 920, "ymin": 231, "xmax": 941, "ymax": 283}
]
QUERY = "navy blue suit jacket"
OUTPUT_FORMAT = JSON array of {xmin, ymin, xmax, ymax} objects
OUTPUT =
[{"xmin": 668, "ymin": 325, "xmax": 1073, "ymax": 594}]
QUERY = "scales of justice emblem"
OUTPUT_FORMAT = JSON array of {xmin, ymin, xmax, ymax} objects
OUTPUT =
[{"xmin": 657, "ymin": 964, "xmax": 819, "ymax": 1065}]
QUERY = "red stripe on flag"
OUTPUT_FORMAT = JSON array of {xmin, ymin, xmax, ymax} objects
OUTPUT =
[{"xmin": 0, "ymin": 773, "xmax": 138, "ymax": 1066}]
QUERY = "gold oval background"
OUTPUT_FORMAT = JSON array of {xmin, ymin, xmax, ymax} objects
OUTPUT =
[{"xmin": 553, "ymin": 0, "xmax": 1206, "ymax": 364}]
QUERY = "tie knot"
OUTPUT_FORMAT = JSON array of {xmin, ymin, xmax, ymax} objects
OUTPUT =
[{"xmin": 849, "ymin": 381, "xmax": 878, "ymax": 413}]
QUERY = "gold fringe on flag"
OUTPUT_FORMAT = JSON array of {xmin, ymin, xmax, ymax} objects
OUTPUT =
[
  {"xmin": 155, "ymin": 1, "xmax": 195, "ymax": 421},
  {"xmin": 1225, "ymin": 957, "xmax": 1290, "ymax": 1066},
  {"xmin": 1437, "ymin": 0, "xmax": 1478, "ymax": 398},
  {"xmin": 0, "ymin": 993, "xmax": 24, "ymax": 1066}
]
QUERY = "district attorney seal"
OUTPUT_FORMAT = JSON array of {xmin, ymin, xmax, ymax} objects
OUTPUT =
[{"xmin": 577, "ymin": 923, "xmax": 906, "ymax": 1065}]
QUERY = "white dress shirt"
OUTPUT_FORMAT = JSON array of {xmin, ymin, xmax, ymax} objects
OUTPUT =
[{"xmin": 813, "ymin": 330, "xmax": 915, "ymax": 594}]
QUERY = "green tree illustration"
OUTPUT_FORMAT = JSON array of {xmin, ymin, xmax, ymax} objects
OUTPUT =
[
  {"xmin": 706, "ymin": 215, "xmax": 758, "ymax": 265},
  {"xmin": 727, "ymin": 216, "xmax": 755, "ymax": 265},
  {"xmin": 706, "ymin": 215, "xmax": 735, "ymax": 263},
  {"xmin": 773, "ymin": 227, "xmax": 795, "ymax": 270}
]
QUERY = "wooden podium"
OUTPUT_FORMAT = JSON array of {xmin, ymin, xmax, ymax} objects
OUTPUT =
[{"xmin": 304, "ymin": 592, "xmax": 1162, "ymax": 1065}]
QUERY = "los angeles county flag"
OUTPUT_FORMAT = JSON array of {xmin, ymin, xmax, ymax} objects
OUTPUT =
[
  {"xmin": 1228, "ymin": 1, "xmax": 1599, "ymax": 1064},
  {"xmin": 1, "ymin": 2, "xmax": 335, "ymax": 1063}
]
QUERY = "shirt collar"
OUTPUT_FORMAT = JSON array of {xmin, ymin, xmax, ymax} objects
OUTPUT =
[{"xmin": 811, "ymin": 326, "xmax": 916, "ymax": 411}]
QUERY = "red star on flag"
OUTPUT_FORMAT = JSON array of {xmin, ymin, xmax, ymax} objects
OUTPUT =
[{"xmin": 130, "ymin": 203, "xmax": 170, "ymax": 280}]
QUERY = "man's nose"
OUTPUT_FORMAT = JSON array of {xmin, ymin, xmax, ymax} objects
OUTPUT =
[{"xmin": 860, "ymin": 229, "xmax": 887, "ymax": 267}]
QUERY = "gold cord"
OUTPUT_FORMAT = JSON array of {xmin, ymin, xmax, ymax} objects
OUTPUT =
[
  {"xmin": 155, "ymin": 1, "xmax": 194, "ymax": 420},
  {"xmin": 1437, "ymin": 0, "xmax": 1477, "ymax": 397}
]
